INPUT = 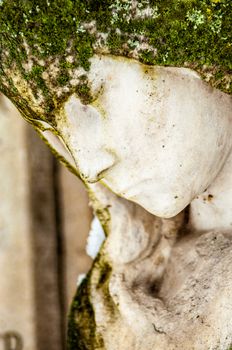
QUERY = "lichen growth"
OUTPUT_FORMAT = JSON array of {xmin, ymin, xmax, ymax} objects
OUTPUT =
[
  {"xmin": 66, "ymin": 179, "xmax": 113, "ymax": 349},
  {"xmin": 0, "ymin": 2, "xmax": 231, "ymax": 348},
  {"xmin": 68, "ymin": 273, "xmax": 96, "ymax": 350},
  {"xmin": 0, "ymin": 0, "xmax": 231, "ymax": 128},
  {"xmin": 68, "ymin": 254, "xmax": 116, "ymax": 350}
]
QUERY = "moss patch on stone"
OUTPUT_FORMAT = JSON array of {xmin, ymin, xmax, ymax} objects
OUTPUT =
[
  {"xmin": 0, "ymin": 0, "xmax": 231, "ymax": 127},
  {"xmin": 106, "ymin": 0, "xmax": 231, "ymax": 93},
  {"xmin": 0, "ymin": 0, "xmax": 95, "ymax": 121},
  {"xmin": 0, "ymin": 2, "xmax": 231, "ymax": 348},
  {"xmin": 68, "ymin": 253, "xmax": 116, "ymax": 350},
  {"xmin": 68, "ymin": 274, "xmax": 96, "ymax": 350}
]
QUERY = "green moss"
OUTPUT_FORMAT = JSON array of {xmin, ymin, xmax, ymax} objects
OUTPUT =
[
  {"xmin": 66, "ymin": 186, "xmax": 114, "ymax": 349},
  {"xmin": 57, "ymin": 70, "xmax": 70, "ymax": 87},
  {"xmin": 95, "ymin": 206, "xmax": 111, "ymax": 236},
  {"xmin": 94, "ymin": 259, "xmax": 116, "ymax": 318},
  {"xmin": 0, "ymin": 2, "xmax": 230, "ymax": 348},
  {"xmin": 0, "ymin": 0, "xmax": 95, "ymax": 120},
  {"xmin": 68, "ymin": 274, "xmax": 96, "ymax": 350},
  {"xmin": 107, "ymin": 31, "xmax": 125, "ymax": 53},
  {"xmin": 67, "ymin": 253, "xmax": 116, "ymax": 350},
  {"xmin": 75, "ymin": 76, "xmax": 93, "ymax": 105},
  {"xmin": 0, "ymin": 0, "xmax": 231, "ymax": 126},
  {"xmin": 96, "ymin": 263, "xmax": 112, "ymax": 289}
]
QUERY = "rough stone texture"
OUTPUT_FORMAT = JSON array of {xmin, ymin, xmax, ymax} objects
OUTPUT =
[
  {"xmin": 0, "ymin": 2, "xmax": 232, "ymax": 349},
  {"xmin": 0, "ymin": 0, "xmax": 231, "ymax": 129},
  {"xmin": 69, "ymin": 182, "xmax": 232, "ymax": 350}
]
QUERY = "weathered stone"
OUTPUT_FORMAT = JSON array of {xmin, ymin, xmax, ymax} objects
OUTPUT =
[
  {"xmin": 1, "ymin": 2, "xmax": 232, "ymax": 349},
  {"xmin": 0, "ymin": 0, "xmax": 231, "ymax": 129}
]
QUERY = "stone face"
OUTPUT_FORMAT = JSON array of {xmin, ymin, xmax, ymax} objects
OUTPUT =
[
  {"xmin": 1, "ymin": 53, "xmax": 232, "ymax": 349},
  {"xmin": 13, "ymin": 54, "xmax": 230, "ymax": 349},
  {"xmin": 58, "ymin": 57, "xmax": 232, "ymax": 349},
  {"xmin": 0, "ymin": 2, "xmax": 231, "ymax": 347},
  {"xmin": 59, "ymin": 56, "xmax": 232, "ymax": 218}
]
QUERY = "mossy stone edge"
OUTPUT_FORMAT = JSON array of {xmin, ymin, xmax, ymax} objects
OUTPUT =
[{"xmin": 0, "ymin": 0, "xmax": 231, "ymax": 127}]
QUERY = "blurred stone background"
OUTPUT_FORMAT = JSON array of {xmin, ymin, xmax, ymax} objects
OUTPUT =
[{"xmin": 0, "ymin": 94, "xmax": 92, "ymax": 350}]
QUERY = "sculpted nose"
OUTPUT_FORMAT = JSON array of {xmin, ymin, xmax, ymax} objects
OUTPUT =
[{"xmin": 77, "ymin": 149, "xmax": 117, "ymax": 183}]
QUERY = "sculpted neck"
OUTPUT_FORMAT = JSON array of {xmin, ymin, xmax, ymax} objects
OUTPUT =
[{"xmin": 189, "ymin": 148, "xmax": 232, "ymax": 232}]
